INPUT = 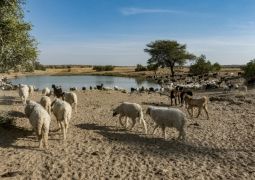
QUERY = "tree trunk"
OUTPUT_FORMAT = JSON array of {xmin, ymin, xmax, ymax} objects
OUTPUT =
[{"xmin": 170, "ymin": 65, "xmax": 175, "ymax": 77}]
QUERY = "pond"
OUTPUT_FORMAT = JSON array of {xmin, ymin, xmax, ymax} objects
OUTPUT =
[{"xmin": 11, "ymin": 75, "xmax": 159, "ymax": 90}]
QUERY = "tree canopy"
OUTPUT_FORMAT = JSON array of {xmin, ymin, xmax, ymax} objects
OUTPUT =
[
  {"xmin": 0, "ymin": 0, "xmax": 38, "ymax": 73},
  {"xmin": 144, "ymin": 40, "xmax": 195, "ymax": 77}
]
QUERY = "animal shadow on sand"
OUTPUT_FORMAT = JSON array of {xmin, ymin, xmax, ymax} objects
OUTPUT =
[
  {"xmin": 0, "ymin": 96, "xmax": 21, "ymax": 105},
  {"xmin": 76, "ymin": 122, "xmax": 241, "ymax": 162},
  {"xmin": 142, "ymin": 102, "xmax": 170, "ymax": 107},
  {"xmin": 0, "ymin": 115, "xmax": 43, "ymax": 151}
]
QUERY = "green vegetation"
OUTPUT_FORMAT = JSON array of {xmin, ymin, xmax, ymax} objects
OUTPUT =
[
  {"xmin": 189, "ymin": 55, "xmax": 221, "ymax": 75},
  {"xmin": 93, "ymin": 65, "xmax": 115, "ymax": 71},
  {"xmin": 242, "ymin": 59, "xmax": 255, "ymax": 79},
  {"xmin": 34, "ymin": 61, "xmax": 46, "ymax": 71},
  {"xmin": 135, "ymin": 64, "xmax": 147, "ymax": 72},
  {"xmin": 144, "ymin": 40, "xmax": 195, "ymax": 77},
  {"xmin": 0, "ymin": 0, "xmax": 38, "ymax": 73}
]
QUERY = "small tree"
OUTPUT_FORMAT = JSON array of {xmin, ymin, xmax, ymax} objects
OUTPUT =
[
  {"xmin": 147, "ymin": 63, "xmax": 159, "ymax": 74},
  {"xmin": 242, "ymin": 59, "xmax": 255, "ymax": 79},
  {"xmin": 189, "ymin": 55, "xmax": 212, "ymax": 75},
  {"xmin": 135, "ymin": 64, "xmax": 147, "ymax": 72},
  {"xmin": 211, "ymin": 62, "xmax": 221, "ymax": 72}
]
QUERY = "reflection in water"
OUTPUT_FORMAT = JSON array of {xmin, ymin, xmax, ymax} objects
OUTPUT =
[{"xmin": 11, "ymin": 75, "xmax": 159, "ymax": 90}]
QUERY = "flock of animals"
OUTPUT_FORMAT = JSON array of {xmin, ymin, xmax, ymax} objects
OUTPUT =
[{"xmin": 0, "ymin": 74, "xmax": 249, "ymax": 149}]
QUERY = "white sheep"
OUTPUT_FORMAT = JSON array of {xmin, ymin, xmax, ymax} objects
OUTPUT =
[
  {"xmin": 146, "ymin": 106, "xmax": 186, "ymax": 140},
  {"xmin": 63, "ymin": 92, "xmax": 77, "ymax": 113},
  {"xmin": 112, "ymin": 102, "xmax": 147, "ymax": 134},
  {"xmin": 25, "ymin": 100, "xmax": 51, "ymax": 149},
  {"xmin": 42, "ymin": 87, "xmax": 51, "ymax": 96},
  {"xmin": 19, "ymin": 84, "xmax": 29, "ymax": 104},
  {"xmin": 51, "ymin": 98, "xmax": 72, "ymax": 140},
  {"xmin": 40, "ymin": 96, "xmax": 52, "ymax": 114}
]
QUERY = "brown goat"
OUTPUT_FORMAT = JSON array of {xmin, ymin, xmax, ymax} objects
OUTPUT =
[{"xmin": 184, "ymin": 95, "xmax": 209, "ymax": 119}]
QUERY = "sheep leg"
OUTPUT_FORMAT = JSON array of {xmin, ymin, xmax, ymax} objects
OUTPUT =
[
  {"xmin": 119, "ymin": 115, "xmax": 125, "ymax": 128},
  {"xmin": 161, "ymin": 125, "xmax": 166, "ymax": 139},
  {"xmin": 152, "ymin": 124, "xmax": 159, "ymax": 135},
  {"xmin": 74, "ymin": 103, "xmax": 77, "ymax": 113},
  {"xmin": 60, "ymin": 122, "xmax": 66, "ymax": 140},
  {"xmin": 141, "ymin": 118, "xmax": 148, "ymax": 134},
  {"xmin": 129, "ymin": 118, "xmax": 136, "ymax": 130},
  {"xmin": 178, "ymin": 128, "xmax": 186, "ymax": 141},
  {"xmin": 174, "ymin": 97, "xmax": 177, "ymax": 106},
  {"xmin": 203, "ymin": 106, "xmax": 209, "ymax": 120},
  {"xmin": 37, "ymin": 132, "xmax": 43, "ymax": 148},
  {"xmin": 196, "ymin": 107, "xmax": 202, "ymax": 118},
  {"xmin": 43, "ymin": 131, "xmax": 49, "ymax": 149}
]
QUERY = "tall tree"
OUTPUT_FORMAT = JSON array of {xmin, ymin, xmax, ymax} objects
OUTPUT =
[
  {"xmin": 144, "ymin": 40, "xmax": 195, "ymax": 77},
  {"xmin": 0, "ymin": 0, "xmax": 38, "ymax": 73}
]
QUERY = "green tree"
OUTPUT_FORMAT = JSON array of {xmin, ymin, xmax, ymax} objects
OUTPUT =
[
  {"xmin": 242, "ymin": 59, "xmax": 255, "ymax": 79},
  {"xmin": 211, "ymin": 62, "xmax": 221, "ymax": 72},
  {"xmin": 135, "ymin": 64, "xmax": 147, "ymax": 72},
  {"xmin": 147, "ymin": 63, "xmax": 159, "ymax": 74},
  {"xmin": 0, "ymin": 0, "xmax": 38, "ymax": 73},
  {"xmin": 144, "ymin": 40, "xmax": 195, "ymax": 77},
  {"xmin": 189, "ymin": 55, "xmax": 212, "ymax": 75}
]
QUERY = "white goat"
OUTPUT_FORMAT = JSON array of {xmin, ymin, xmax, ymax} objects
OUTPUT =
[
  {"xmin": 42, "ymin": 87, "xmax": 51, "ymax": 96},
  {"xmin": 63, "ymin": 92, "xmax": 77, "ymax": 113},
  {"xmin": 184, "ymin": 95, "xmax": 209, "ymax": 119},
  {"xmin": 25, "ymin": 100, "xmax": 51, "ymax": 149},
  {"xmin": 40, "ymin": 96, "xmax": 52, "ymax": 114},
  {"xmin": 146, "ymin": 106, "xmax": 186, "ymax": 140},
  {"xmin": 51, "ymin": 98, "xmax": 72, "ymax": 140},
  {"xmin": 112, "ymin": 102, "xmax": 147, "ymax": 134},
  {"xmin": 19, "ymin": 84, "xmax": 29, "ymax": 104}
]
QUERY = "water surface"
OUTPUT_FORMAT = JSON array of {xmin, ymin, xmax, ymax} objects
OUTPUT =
[{"xmin": 11, "ymin": 75, "xmax": 159, "ymax": 90}]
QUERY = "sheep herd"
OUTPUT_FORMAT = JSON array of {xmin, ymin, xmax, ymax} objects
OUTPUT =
[
  {"xmin": 12, "ymin": 82, "xmax": 216, "ymax": 150},
  {"xmin": 2, "ymin": 78, "xmax": 249, "ymax": 150}
]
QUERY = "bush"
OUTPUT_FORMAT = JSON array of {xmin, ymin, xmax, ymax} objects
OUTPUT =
[
  {"xmin": 189, "ymin": 55, "xmax": 221, "ymax": 75},
  {"xmin": 135, "ymin": 64, "xmax": 147, "ymax": 72},
  {"xmin": 242, "ymin": 59, "xmax": 255, "ymax": 79},
  {"xmin": 93, "ymin": 65, "xmax": 115, "ymax": 71},
  {"xmin": 34, "ymin": 61, "xmax": 46, "ymax": 71},
  {"xmin": 211, "ymin": 62, "xmax": 221, "ymax": 72}
]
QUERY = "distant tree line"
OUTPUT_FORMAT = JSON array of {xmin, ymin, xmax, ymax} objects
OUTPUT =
[
  {"xmin": 45, "ymin": 65, "xmax": 93, "ymax": 69},
  {"xmin": 92, "ymin": 65, "xmax": 115, "ymax": 71},
  {"xmin": 0, "ymin": 0, "xmax": 38, "ymax": 73}
]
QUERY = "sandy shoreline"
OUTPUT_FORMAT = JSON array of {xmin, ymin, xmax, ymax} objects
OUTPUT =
[{"xmin": 0, "ymin": 89, "xmax": 254, "ymax": 179}]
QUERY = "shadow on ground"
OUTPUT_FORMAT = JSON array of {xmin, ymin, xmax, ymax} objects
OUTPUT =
[
  {"xmin": 0, "ymin": 96, "xmax": 21, "ymax": 105},
  {"xmin": 76, "ymin": 122, "xmax": 234, "ymax": 161}
]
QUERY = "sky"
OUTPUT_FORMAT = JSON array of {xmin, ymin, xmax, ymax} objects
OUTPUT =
[{"xmin": 24, "ymin": 0, "xmax": 255, "ymax": 66}]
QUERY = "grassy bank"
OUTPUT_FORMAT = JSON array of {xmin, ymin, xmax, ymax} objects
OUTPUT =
[{"xmin": 1, "ymin": 66, "xmax": 242, "ymax": 80}]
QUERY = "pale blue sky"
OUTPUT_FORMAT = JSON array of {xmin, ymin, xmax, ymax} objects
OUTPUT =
[{"xmin": 24, "ymin": 0, "xmax": 255, "ymax": 65}]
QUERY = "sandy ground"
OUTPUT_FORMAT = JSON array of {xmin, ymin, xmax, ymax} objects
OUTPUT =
[{"xmin": 0, "ymin": 89, "xmax": 254, "ymax": 179}]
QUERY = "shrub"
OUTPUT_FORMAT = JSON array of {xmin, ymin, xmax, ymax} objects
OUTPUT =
[
  {"xmin": 242, "ymin": 59, "xmax": 255, "ymax": 79},
  {"xmin": 135, "ymin": 64, "xmax": 147, "ymax": 72},
  {"xmin": 34, "ymin": 61, "xmax": 46, "ymax": 71},
  {"xmin": 93, "ymin": 65, "xmax": 115, "ymax": 71},
  {"xmin": 189, "ymin": 55, "xmax": 221, "ymax": 75}
]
